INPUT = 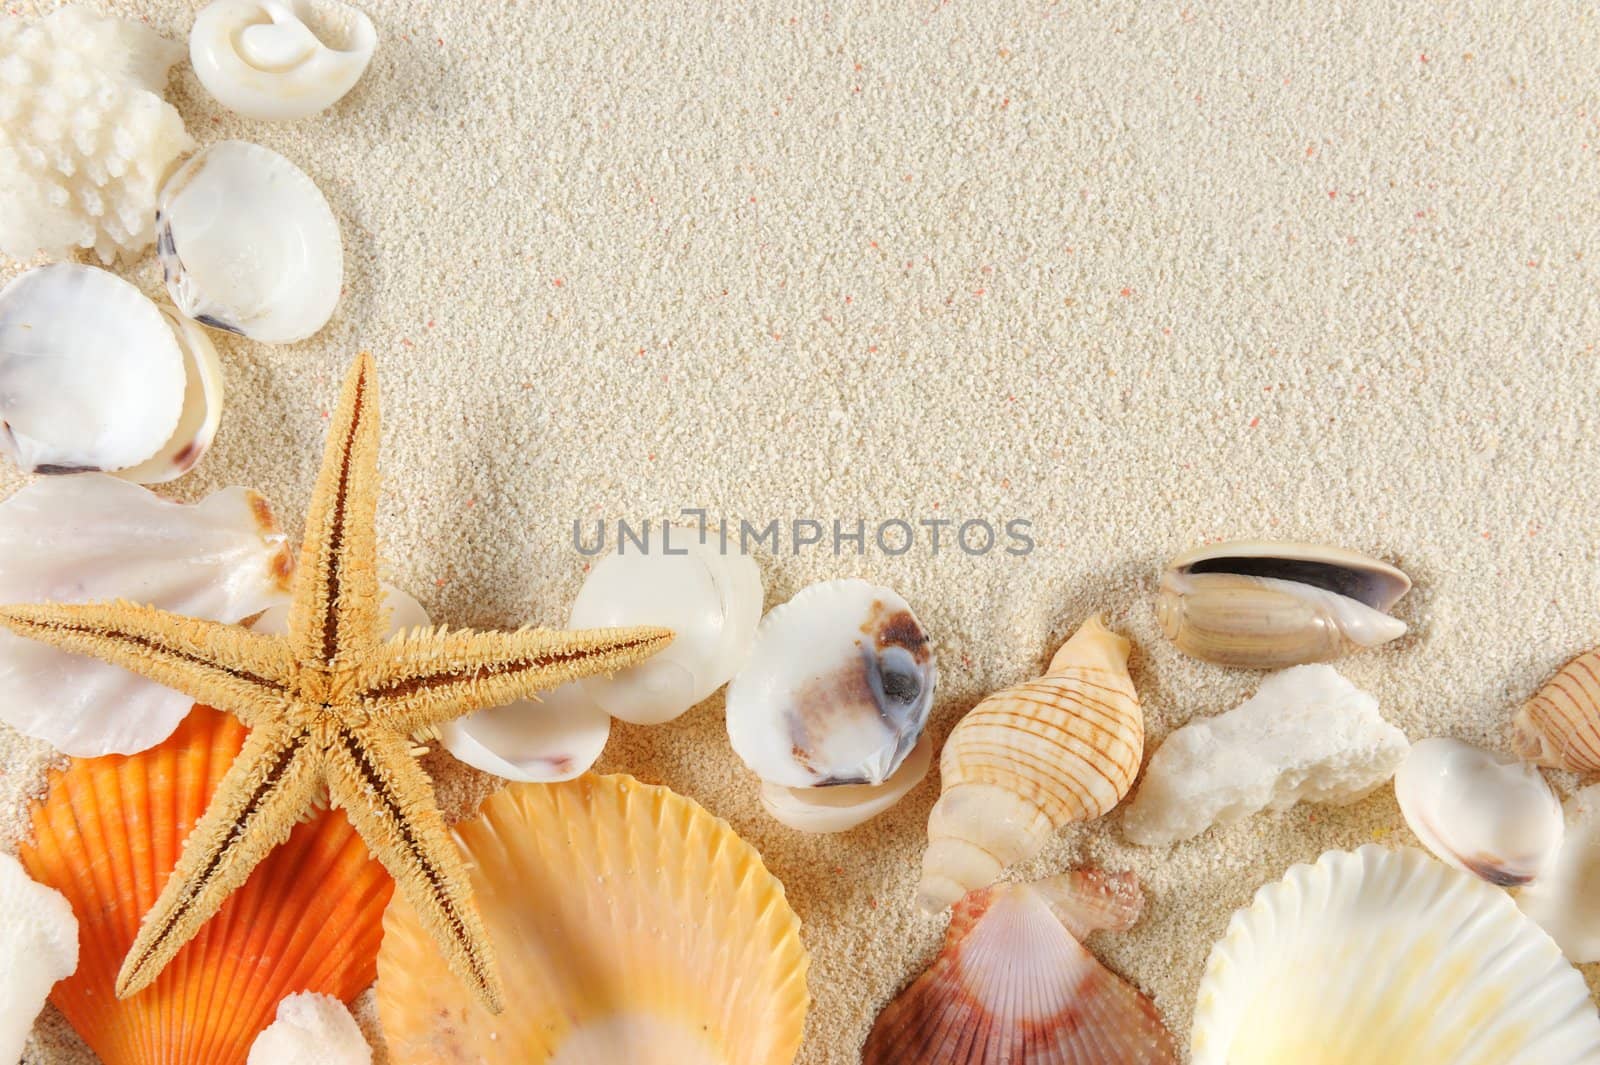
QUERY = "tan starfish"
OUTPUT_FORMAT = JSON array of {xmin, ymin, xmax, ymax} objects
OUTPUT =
[{"xmin": 0, "ymin": 354, "xmax": 671, "ymax": 1012}]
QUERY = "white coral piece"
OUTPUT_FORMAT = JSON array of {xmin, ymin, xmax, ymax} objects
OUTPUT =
[
  {"xmin": 0, "ymin": 5, "xmax": 194, "ymax": 263},
  {"xmin": 0, "ymin": 852, "xmax": 78, "ymax": 1064},
  {"xmin": 247, "ymin": 993, "xmax": 371, "ymax": 1065},
  {"xmin": 1123, "ymin": 664, "xmax": 1408, "ymax": 846}
]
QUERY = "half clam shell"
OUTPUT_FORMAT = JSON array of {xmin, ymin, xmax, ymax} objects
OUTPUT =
[
  {"xmin": 1394, "ymin": 738, "xmax": 1562, "ymax": 887},
  {"xmin": 760, "ymin": 733, "xmax": 932, "ymax": 834},
  {"xmin": 0, "ymin": 264, "xmax": 184, "ymax": 476},
  {"xmin": 1518, "ymin": 783, "xmax": 1600, "ymax": 964},
  {"xmin": 158, "ymin": 141, "xmax": 343, "ymax": 343},
  {"xmin": 1157, "ymin": 540, "xmax": 1411, "ymax": 669}
]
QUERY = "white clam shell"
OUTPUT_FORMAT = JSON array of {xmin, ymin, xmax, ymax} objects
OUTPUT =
[
  {"xmin": 192, "ymin": 0, "xmax": 377, "ymax": 121},
  {"xmin": 761, "ymin": 733, "xmax": 932, "ymax": 833},
  {"xmin": 157, "ymin": 141, "xmax": 343, "ymax": 343},
  {"xmin": 1395, "ymin": 738, "xmax": 1562, "ymax": 887},
  {"xmin": 727, "ymin": 578, "xmax": 935, "ymax": 788},
  {"xmin": 1192, "ymin": 845, "xmax": 1600, "ymax": 1065},
  {"xmin": 569, "ymin": 524, "xmax": 763, "ymax": 725},
  {"xmin": 1517, "ymin": 784, "xmax": 1600, "ymax": 963},
  {"xmin": 0, "ymin": 265, "xmax": 185, "ymax": 476},
  {"xmin": 0, "ymin": 475, "xmax": 292, "ymax": 756},
  {"xmin": 115, "ymin": 307, "xmax": 227, "ymax": 485},
  {"xmin": 438, "ymin": 682, "xmax": 610, "ymax": 783}
]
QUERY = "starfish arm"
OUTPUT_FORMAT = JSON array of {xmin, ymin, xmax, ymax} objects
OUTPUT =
[
  {"xmin": 358, "ymin": 624, "xmax": 674, "ymax": 733},
  {"xmin": 116, "ymin": 719, "xmax": 323, "ymax": 998},
  {"xmin": 323, "ymin": 725, "xmax": 503, "ymax": 1012},
  {"xmin": 0, "ymin": 601, "xmax": 295, "ymax": 726},
  {"xmin": 288, "ymin": 352, "xmax": 384, "ymax": 669}
]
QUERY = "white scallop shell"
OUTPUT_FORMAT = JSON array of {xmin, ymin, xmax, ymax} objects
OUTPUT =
[
  {"xmin": 1192, "ymin": 845, "xmax": 1600, "ymax": 1065},
  {"xmin": 191, "ymin": 0, "xmax": 377, "ymax": 121},
  {"xmin": 568, "ymin": 524, "xmax": 762, "ymax": 725},
  {"xmin": 760, "ymin": 733, "xmax": 932, "ymax": 833},
  {"xmin": 1395, "ymin": 738, "xmax": 1563, "ymax": 887},
  {"xmin": 726, "ymin": 579, "xmax": 935, "ymax": 788},
  {"xmin": 0, "ymin": 475, "xmax": 292, "ymax": 756},
  {"xmin": 1518, "ymin": 784, "xmax": 1600, "ymax": 963},
  {"xmin": 157, "ymin": 141, "xmax": 343, "ymax": 343},
  {"xmin": 0, "ymin": 265, "xmax": 185, "ymax": 476}
]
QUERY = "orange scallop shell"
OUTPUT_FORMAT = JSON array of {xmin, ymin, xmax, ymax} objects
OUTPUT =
[{"xmin": 18, "ymin": 704, "xmax": 393, "ymax": 1065}]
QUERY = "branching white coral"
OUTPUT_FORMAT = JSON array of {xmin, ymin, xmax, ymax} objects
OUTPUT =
[
  {"xmin": 1123, "ymin": 665, "xmax": 1408, "ymax": 846},
  {"xmin": 247, "ymin": 993, "xmax": 371, "ymax": 1065},
  {"xmin": 0, "ymin": 852, "xmax": 78, "ymax": 1063},
  {"xmin": 0, "ymin": 5, "xmax": 194, "ymax": 263}
]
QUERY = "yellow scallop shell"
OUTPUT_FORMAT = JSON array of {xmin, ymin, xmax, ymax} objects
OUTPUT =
[{"xmin": 375, "ymin": 773, "xmax": 811, "ymax": 1064}]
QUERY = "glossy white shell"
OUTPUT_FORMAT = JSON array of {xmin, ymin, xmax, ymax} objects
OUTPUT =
[
  {"xmin": 115, "ymin": 307, "xmax": 227, "ymax": 485},
  {"xmin": 761, "ymin": 733, "xmax": 932, "ymax": 833},
  {"xmin": 0, "ymin": 475, "xmax": 292, "ymax": 757},
  {"xmin": 0, "ymin": 852, "xmax": 78, "ymax": 1065},
  {"xmin": 1395, "ymin": 738, "xmax": 1562, "ymax": 887},
  {"xmin": 191, "ymin": 0, "xmax": 377, "ymax": 121},
  {"xmin": 1192, "ymin": 845, "xmax": 1600, "ymax": 1065},
  {"xmin": 1518, "ymin": 784, "xmax": 1600, "ymax": 963},
  {"xmin": 726, "ymin": 579, "xmax": 936, "ymax": 788},
  {"xmin": 253, "ymin": 581, "xmax": 429, "ymax": 639},
  {"xmin": 0, "ymin": 265, "xmax": 185, "ymax": 476},
  {"xmin": 568, "ymin": 524, "xmax": 762, "ymax": 725},
  {"xmin": 438, "ymin": 681, "xmax": 611, "ymax": 784},
  {"xmin": 157, "ymin": 141, "xmax": 343, "ymax": 343}
]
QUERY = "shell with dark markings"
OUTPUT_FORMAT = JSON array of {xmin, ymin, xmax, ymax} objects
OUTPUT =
[
  {"xmin": 726, "ymin": 579, "xmax": 935, "ymax": 789},
  {"xmin": 1156, "ymin": 539, "xmax": 1411, "ymax": 669}
]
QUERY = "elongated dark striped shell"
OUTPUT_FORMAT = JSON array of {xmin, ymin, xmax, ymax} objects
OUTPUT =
[{"xmin": 1516, "ymin": 647, "xmax": 1600, "ymax": 775}]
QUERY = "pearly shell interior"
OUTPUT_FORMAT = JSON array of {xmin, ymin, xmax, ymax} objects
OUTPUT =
[
  {"xmin": 158, "ymin": 141, "xmax": 343, "ymax": 344},
  {"xmin": 438, "ymin": 681, "xmax": 611, "ymax": 783},
  {"xmin": 1394, "ymin": 738, "xmax": 1562, "ymax": 887},
  {"xmin": 190, "ymin": 0, "xmax": 377, "ymax": 121},
  {"xmin": 760, "ymin": 733, "xmax": 932, "ymax": 833},
  {"xmin": 726, "ymin": 578, "xmax": 936, "ymax": 788},
  {"xmin": 1518, "ymin": 783, "xmax": 1600, "ymax": 964},
  {"xmin": 114, "ymin": 307, "xmax": 227, "ymax": 485},
  {"xmin": 0, "ymin": 264, "xmax": 185, "ymax": 476},
  {"xmin": 569, "ymin": 524, "xmax": 762, "ymax": 725}
]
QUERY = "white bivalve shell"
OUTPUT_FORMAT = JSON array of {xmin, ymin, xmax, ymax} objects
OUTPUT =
[
  {"xmin": 0, "ymin": 265, "xmax": 189, "ymax": 478},
  {"xmin": 0, "ymin": 852, "xmax": 78, "ymax": 1065},
  {"xmin": 568, "ymin": 524, "xmax": 762, "ymax": 725},
  {"xmin": 114, "ymin": 307, "xmax": 226, "ymax": 484},
  {"xmin": 1518, "ymin": 783, "xmax": 1600, "ymax": 963},
  {"xmin": 0, "ymin": 6, "xmax": 194, "ymax": 262},
  {"xmin": 247, "ymin": 992, "xmax": 371, "ymax": 1065},
  {"xmin": 727, "ymin": 579, "xmax": 935, "ymax": 788},
  {"xmin": 1395, "ymin": 738, "xmax": 1562, "ymax": 887},
  {"xmin": 761, "ymin": 733, "xmax": 932, "ymax": 833},
  {"xmin": 191, "ymin": 0, "xmax": 377, "ymax": 121},
  {"xmin": 157, "ymin": 141, "xmax": 343, "ymax": 343},
  {"xmin": 1124, "ymin": 665, "xmax": 1407, "ymax": 846},
  {"xmin": 1192, "ymin": 845, "xmax": 1600, "ymax": 1065},
  {"xmin": 0, "ymin": 475, "xmax": 293, "ymax": 756}
]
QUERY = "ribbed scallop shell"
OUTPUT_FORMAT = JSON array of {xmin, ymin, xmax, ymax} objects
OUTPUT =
[
  {"xmin": 864, "ymin": 871, "xmax": 1177, "ymax": 1064},
  {"xmin": 376, "ymin": 774, "xmax": 810, "ymax": 1064},
  {"xmin": 918, "ymin": 615, "xmax": 1142, "ymax": 912},
  {"xmin": 1515, "ymin": 647, "xmax": 1600, "ymax": 775},
  {"xmin": 18, "ymin": 704, "xmax": 393, "ymax": 1065},
  {"xmin": 1192, "ymin": 845, "xmax": 1600, "ymax": 1064}
]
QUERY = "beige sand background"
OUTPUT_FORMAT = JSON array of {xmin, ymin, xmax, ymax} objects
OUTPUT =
[{"xmin": 6, "ymin": 0, "xmax": 1600, "ymax": 1060}]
